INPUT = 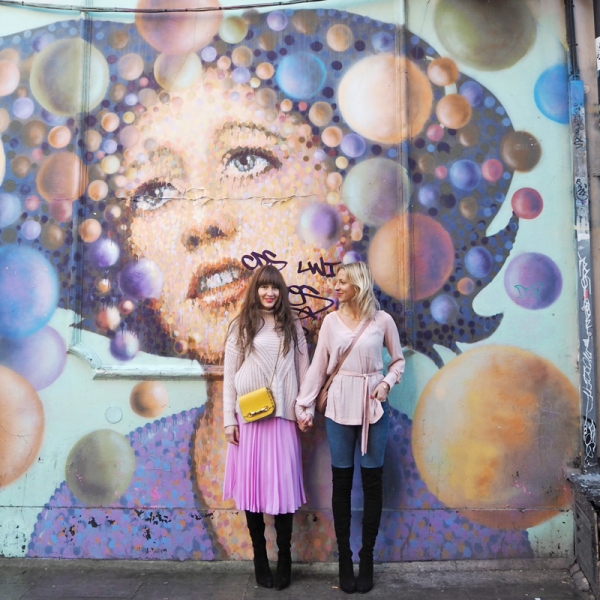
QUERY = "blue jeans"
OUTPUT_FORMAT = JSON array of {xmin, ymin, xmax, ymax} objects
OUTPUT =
[{"xmin": 325, "ymin": 402, "xmax": 390, "ymax": 469}]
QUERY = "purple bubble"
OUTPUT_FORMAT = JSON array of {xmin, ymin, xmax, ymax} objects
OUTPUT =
[
  {"xmin": 431, "ymin": 294, "xmax": 459, "ymax": 325},
  {"xmin": 267, "ymin": 11, "xmax": 288, "ymax": 31},
  {"xmin": 124, "ymin": 93, "xmax": 138, "ymax": 106},
  {"xmin": 200, "ymin": 46, "xmax": 217, "ymax": 62},
  {"xmin": 299, "ymin": 204, "xmax": 342, "ymax": 249},
  {"xmin": 0, "ymin": 193, "xmax": 21, "ymax": 228},
  {"xmin": 88, "ymin": 238, "xmax": 120, "ymax": 268},
  {"xmin": 0, "ymin": 246, "xmax": 59, "ymax": 339},
  {"xmin": 340, "ymin": 133, "xmax": 366, "ymax": 158},
  {"xmin": 21, "ymin": 219, "xmax": 42, "ymax": 240},
  {"xmin": 102, "ymin": 139, "xmax": 118, "ymax": 154},
  {"xmin": 459, "ymin": 81, "xmax": 484, "ymax": 107},
  {"xmin": 343, "ymin": 251, "xmax": 362, "ymax": 264},
  {"xmin": 32, "ymin": 32, "xmax": 55, "ymax": 52},
  {"xmin": 504, "ymin": 252, "xmax": 563, "ymax": 310},
  {"xmin": 465, "ymin": 246, "xmax": 493, "ymax": 278},
  {"xmin": 41, "ymin": 109, "xmax": 65, "ymax": 125},
  {"xmin": 0, "ymin": 325, "xmax": 66, "ymax": 390},
  {"xmin": 418, "ymin": 184, "xmax": 440, "ymax": 208},
  {"xmin": 232, "ymin": 67, "xmax": 251, "ymax": 84},
  {"xmin": 118, "ymin": 258, "xmax": 164, "ymax": 300},
  {"xmin": 110, "ymin": 330, "xmax": 140, "ymax": 361},
  {"xmin": 372, "ymin": 31, "xmax": 395, "ymax": 53},
  {"xmin": 12, "ymin": 97, "xmax": 34, "ymax": 120},
  {"xmin": 450, "ymin": 160, "xmax": 481, "ymax": 192},
  {"xmin": 314, "ymin": 149, "xmax": 326, "ymax": 162}
]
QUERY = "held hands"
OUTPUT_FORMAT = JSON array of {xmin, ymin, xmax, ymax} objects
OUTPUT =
[
  {"xmin": 297, "ymin": 412, "xmax": 313, "ymax": 433},
  {"xmin": 370, "ymin": 381, "xmax": 390, "ymax": 402},
  {"xmin": 225, "ymin": 425, "xmax": 239, "ymax": 445}
]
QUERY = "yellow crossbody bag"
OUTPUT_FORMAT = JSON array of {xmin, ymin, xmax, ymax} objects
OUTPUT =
[{"xmin": 238, "ymin": 340, "xmax": 281, "ymax": 423}]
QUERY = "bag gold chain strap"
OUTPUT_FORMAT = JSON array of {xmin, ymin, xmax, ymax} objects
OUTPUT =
[{"xmin": 238, "ymin": 338, "xmax": 282, "ymax": 422}]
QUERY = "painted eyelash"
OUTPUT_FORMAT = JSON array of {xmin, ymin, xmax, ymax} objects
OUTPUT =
[
  {"xmin": 222, "ymin": 147, "xmax": 281, "ymax": 179},
  {"xmin": 132, "ymin": 179, "xmax": 179, "ymax": 212}
]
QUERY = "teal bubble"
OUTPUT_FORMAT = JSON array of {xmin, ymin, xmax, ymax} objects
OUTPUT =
[{"xmin": 275, "ymin": 52, "xmax": 326, "ymax": 100}]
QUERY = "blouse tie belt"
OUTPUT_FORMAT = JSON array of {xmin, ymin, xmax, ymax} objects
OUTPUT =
[{"xmin": 338, "ymin": 369, "xmax": 384, "ymax": 455}]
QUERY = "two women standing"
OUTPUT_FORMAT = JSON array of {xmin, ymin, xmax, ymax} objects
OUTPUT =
[{"xmin": 223, "ymin": 262, "xmax": 404, "ymax": 594}]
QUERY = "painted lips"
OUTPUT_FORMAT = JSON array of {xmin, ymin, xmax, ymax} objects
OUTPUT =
[{"xmin": 188, "ymin": 260, "xmax": 252, "ymax": 306}]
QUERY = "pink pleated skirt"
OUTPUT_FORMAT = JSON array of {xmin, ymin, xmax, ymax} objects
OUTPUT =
[{"xmin": 223, "ymin": 415, "xmax": 306, "ymax": 515}]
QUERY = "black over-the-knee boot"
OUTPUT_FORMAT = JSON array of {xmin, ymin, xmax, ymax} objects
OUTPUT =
[
  {"xmin": 273, "ymin": 513, "xmax": 294, "ymax": 590},
  {"xmin": 245, "ymin": 510, "xmax": 273, "ymax": 588},
  {"xmin": 332, "ymin": 466, "xmax": 356, "ymax": 594},
  {"xmin": 356, "ymin": 466, "xmax": 383, "ymax": 594}
]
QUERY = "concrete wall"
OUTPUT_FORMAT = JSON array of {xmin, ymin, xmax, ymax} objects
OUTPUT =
[{"xmin": 0, "ymin": 0, "xmax": 582, "ymax": 560}]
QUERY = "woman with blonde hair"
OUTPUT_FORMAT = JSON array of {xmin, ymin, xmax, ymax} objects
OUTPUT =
[
  {"xmin": 223, "ymin": 265, "xmax": 309, "ymax": 590},
  {"xmin": 296, "ymin": 261, "xmax": 404, "ymax": 594}
]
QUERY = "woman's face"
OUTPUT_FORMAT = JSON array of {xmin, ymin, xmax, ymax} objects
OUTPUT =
[
  {"xmin": 257, "ymin": 284, "xmax": 280, "ymax": 310},
  {"xmin": 334, "ymin": 269, "xmax": 356, "ymax": 304},
  {"xmin": 125, "ymin": 76, "xmax": 341, "ymax": 362}
]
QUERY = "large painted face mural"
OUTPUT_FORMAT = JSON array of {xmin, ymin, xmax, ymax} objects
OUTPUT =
[{"xmin": 0, "ymin": 0, "xmax": 581, "ymax": 562}]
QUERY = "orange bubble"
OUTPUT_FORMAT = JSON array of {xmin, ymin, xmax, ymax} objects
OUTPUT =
[
  {"xmin": 217, "ymin": 56, "xmax": 231, "ymax": 71},
  {"xmin": 0, "ymin": 48, "xmax": 19, "ymax": 64},
  {"xmin": 119, "ymin": 125, "xmax": 141, "ymax": 148},
  {"xmin": 101, "ymin": 113, "xmax": 120, "ymax": 132},
  {"xmin": 326, "ymin": 172, "xmax": 343, "ymax": 190},
  {"xmin": 427, "ymin": 57, "xmax": 459, "ymax": 86},
  {"xmin": 108, "ymin": 30, "xmax": 130, "ymax": 50},
  {"xmin": 280, "ymin": 99, "xmax": 293, "ymax": 112},
  {"xmin": 255, "ymin": 62, "xmax": 274, "ymax": 80},
  {"xmin": 326, "ymin": 24, "xmax": 354, "ymax": 52},
  {"xmin": 257, "ymin": 32, "xmax": 276, "ymax": 51},
  {"xmin": 41, "ymin": 223, "xmax": 65, "ymax": 249},
  {"xmin": 321, "ymin": 126, "xmax": 343, "ymax": 148},
  {"xmin": 117, "ymin": 53, "xmax": 144, "ymax": 81},
  {"xmin": 130, "ymin": 381, "xmax": 169, "ymax": 418},
  {"xmin": 309, "ymin": 102, "xmax": 333, "ymax": 127},
  {"xmin": 119, "ymin": 299, "xmax": 135, "ymax": 314},
  {"xmin": 232, "ymin": 46, "xmax": 253, "ymax": 68},
  {"xmin": 88, "ymin": 180, "xmax": 109, "ymax": 202},
  {"xmin": 95, "ymin": 278, "xmax": 111, "ymax": 293},
  {"xmin": 79, "ymin": 218, "xmax": 102, "ymax": 243},
  {"xmin": 48, "ymin": 125, "xmax": 71, "ymax": 148},
  {"xmin": 417, "ymin": 154, "xmax": 436, "ymax": 174},
  {"xmin": 255, "ymin": 88, "xmax": 276, "ymax": 109},
  {"xmin": 0, "ymin": 367, "xmax": 44, "ymax": 488},
  {"xmin": 11, "ymin": 156, "xmax": 31, "ymax": 178},
  {"xmin": 84, "ymin": 130, "xmax": 102, "ymax": 152},
  {"xmin": 21, "ymin": 120, "xmax": 47, "ymax": 147},
  {"xmin": 36, "ymin": 152, "xmax": 88, "ymax": 203},
  {"xmin": 457, "ymin": 277, "xmax": 475, "ymax": 295},
  {"xmin": 135, "ymin": 0, "xmax": 222, "ymax": 55},
  {"xmin": 0, "ymin": 60, "xmax": 19, "ymax": 96},
  {"xmin": 459, "ymin": 197, "xmax": 478, "ymax": 220},
  {"xmin": 436, "ymin": 94, "xmax": 472, "ymax": 129},
  {"xmin": 109, "ymin": 83, "xmax": 127, "ymax": 103},
  {"xmin": 96, "ymin": 306, "xmax": 120, "ymax": 330},
  {"xmin": 0, "ymin": 108, "xmax": 8, "ymax": 133},
  {"xmin": 458, "ymin": 124, "xmax": 480, "ymax": 147}
]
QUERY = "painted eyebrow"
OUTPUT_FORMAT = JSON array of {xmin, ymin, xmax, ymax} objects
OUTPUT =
[{"xmin": 215, "ymin": 121, "xmax": 285, "ymax": 143}]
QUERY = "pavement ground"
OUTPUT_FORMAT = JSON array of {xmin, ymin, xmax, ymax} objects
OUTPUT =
[{"xmin": 0, "ymin": 557, "xmax": 590, "ymax": 600}]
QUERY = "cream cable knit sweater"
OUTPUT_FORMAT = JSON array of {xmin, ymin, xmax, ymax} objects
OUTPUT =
[{"xmin": 223, "ymin": 312, "xmax": 309, "ymax": 428}]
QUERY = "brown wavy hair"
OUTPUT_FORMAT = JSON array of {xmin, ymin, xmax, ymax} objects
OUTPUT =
[{"xmin": 229, "ymin": 265, "xmax": 298, "ymax": 356}]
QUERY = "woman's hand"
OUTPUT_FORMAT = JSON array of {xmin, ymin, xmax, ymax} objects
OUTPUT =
[
  {"xmin": 225, "ymin": 425, "xmax": 239, "ymax": 445},
  {"xmin": 371, "ymin": 381, "xmax": 390, "ymax": 402},
  {"xmin": 297, "ymin": 414, "xmax": 313, "ymax": 433}
]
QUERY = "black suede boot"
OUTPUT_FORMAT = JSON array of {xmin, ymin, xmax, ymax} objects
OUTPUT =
[
  {"xmin": 245, "ymin": 510, "xmax": 273, "ymax": 588},
  {"xmin": 332, "ymin": 466, "xmax": 356, "ymax": 594},
  {"xmin": 273, "ymin": 513, "xmax": 294, "ymax": 590},
  {"xmin": 356, "ymin": 467, "xmax": 383, "ymax": 594}
]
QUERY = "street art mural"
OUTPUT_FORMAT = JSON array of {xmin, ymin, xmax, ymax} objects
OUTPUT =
[{"xmin": 0, "ymin": 0, "xmax": 581, "ymax": 561}]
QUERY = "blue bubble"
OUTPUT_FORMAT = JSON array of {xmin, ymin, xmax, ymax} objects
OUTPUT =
[
  {"xmin": 267, "ymin": 10, "xmax": 288, "ymax": 31},
  {"xmin": 449, "ymin": 160, "xmax": 481, "ymax": 192},
  {"xmin": 431, "ymin": 294, "xmax": 459, "ymax": 325},
  {"xmin": 0, "ymin": 246, "xmax": 59, "ymax": 339},
  {"xmin": 0, "ymin": 193, "xmax": 21, "ymax": 228},
  {"xmin": 484, "ymin": 96, "xmax": 496, "ymax": 108},
  {"xmin": 232, "ymin": 67, "xmax": 250, "ymax": 84},
  {"xmin": 459, "ymin": 81, "xmax": 483, "ymax": 107},
  {"xmin": 418, "ymin": 184, "xmax": 439, "ymax": 208},
  {"xmin": 102, "ymin": 139, "xmax": 118, "ymax": 154},
  {"xmin": 534, "ymin": 64, "xmax": 569, "ymax": 124},
  {"xmin": 465, "ymin": 247, "xmax": 493, "ymax": 278},
  {"xmin": 372, "ymin": 31, "xmax": 394, "ymax": 53},
  {"xmin": 276, "ymin": 52, "xmax": 326, "ymax": 100}
]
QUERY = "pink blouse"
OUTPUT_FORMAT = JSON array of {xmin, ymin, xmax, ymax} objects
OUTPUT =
[{"xmin": 295, "ymin": 310, "xmax": 405, "ymax": 454}]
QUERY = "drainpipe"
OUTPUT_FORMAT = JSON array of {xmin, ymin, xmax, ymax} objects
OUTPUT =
[{"xmin": 567, "ymin": 0, "xmax": 598, "ymax": 472}]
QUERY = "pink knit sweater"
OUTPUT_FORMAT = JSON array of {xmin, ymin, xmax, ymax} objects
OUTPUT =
[{"xmin": 223, "ymin": 312, "xmax": 309, "ymax": 428}]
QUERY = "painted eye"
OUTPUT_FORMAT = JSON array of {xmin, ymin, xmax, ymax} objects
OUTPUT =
[
  {"xmin": 223, "ymin": 147, "xmax": 281, "ymax": 179},
  {"xmin": 132, "ymin": 179, "xmax": 179, "ymax": 212}
]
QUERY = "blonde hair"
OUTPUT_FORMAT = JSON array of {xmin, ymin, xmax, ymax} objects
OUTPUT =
[{"xmin": 337, "ymin": 261, "xmax": 379, "ymax": 320}]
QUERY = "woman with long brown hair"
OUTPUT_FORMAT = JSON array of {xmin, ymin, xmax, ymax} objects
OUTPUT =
[{"xmin": 223, "ymin": 264, "xmax": 309, "ymax": 591}]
